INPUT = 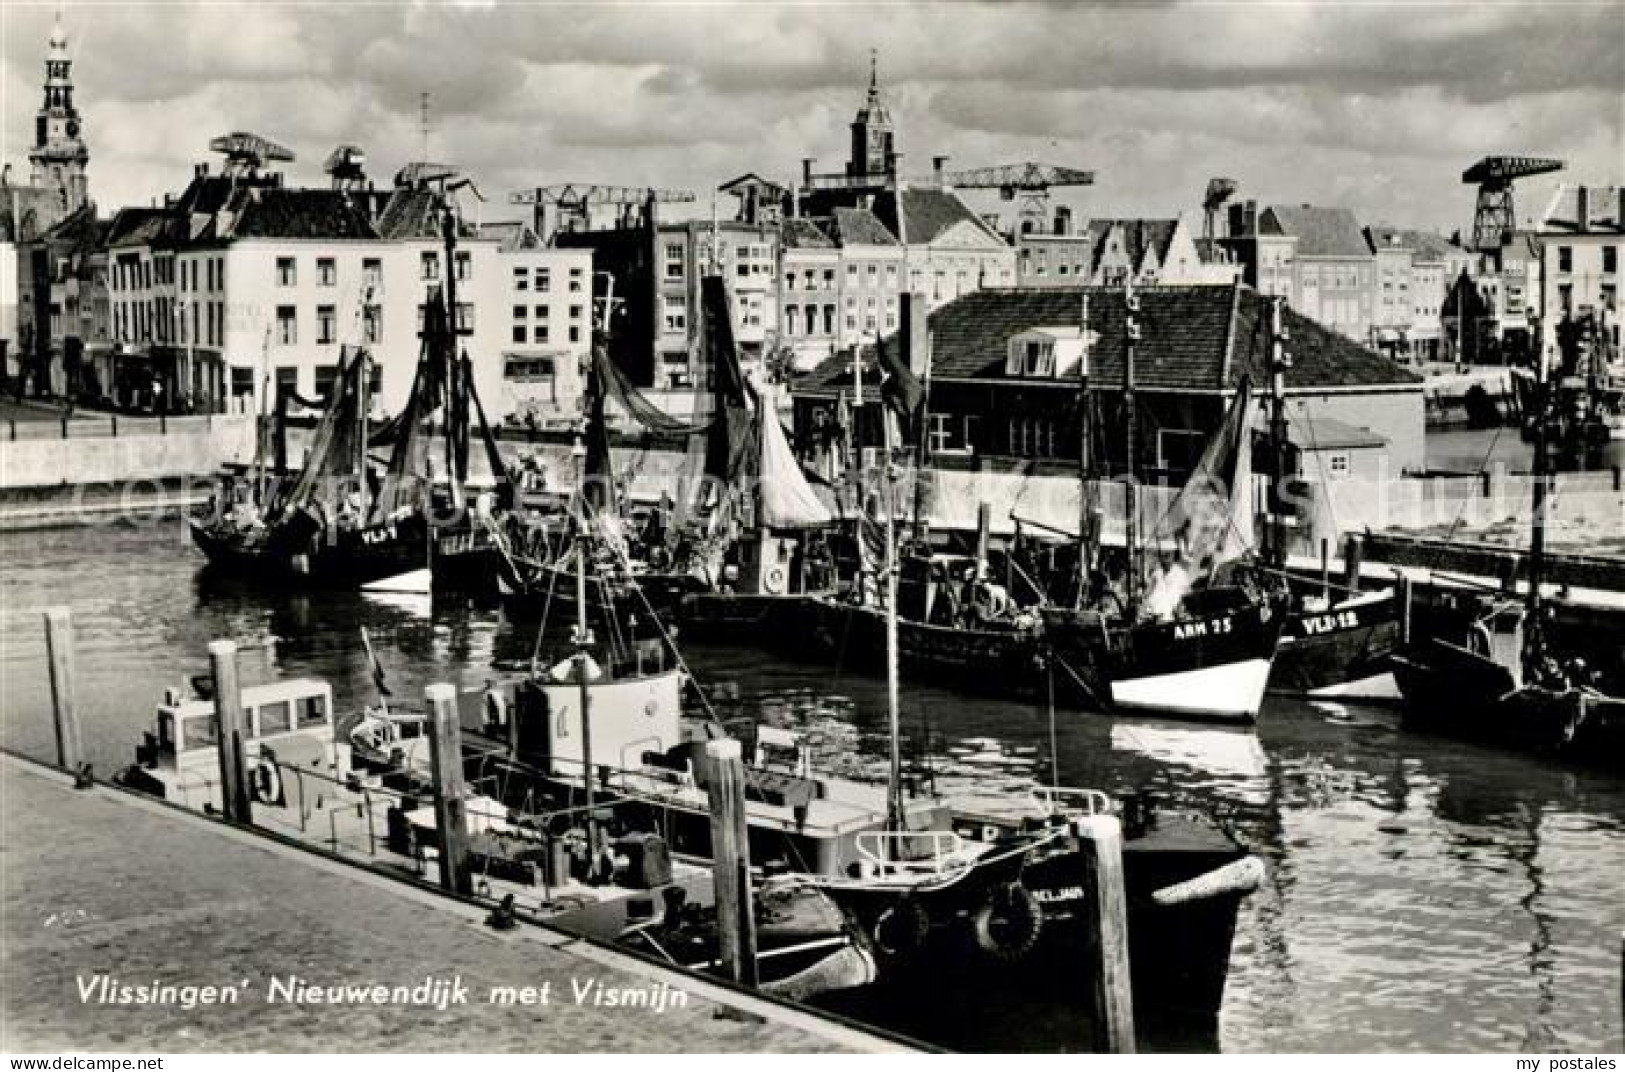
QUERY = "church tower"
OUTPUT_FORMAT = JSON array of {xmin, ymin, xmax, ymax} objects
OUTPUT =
[
  {"xmin": 846, "ymin": 50, "xmax": 895, "ymax": 181},
  {"xmin": 29, "ymin": 15, "xmax": 90, "ymax": 212}
]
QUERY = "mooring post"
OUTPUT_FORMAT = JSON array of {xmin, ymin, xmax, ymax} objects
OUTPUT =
[
  {"xmin": 1342, "ymin": 532, "xmax": 1364, "ymax": 594},
  {"xmin": 1074, "ymin": 813, "xmax": 1135, "ymax": 1054},
  {"xmin": 704, "ymin": 738, "xmax": 759, "ymax": 987},
  {"xmin": 425, "ymin": 682, "xmax": 472, "ymax": 897},
  {"xmin": 207, "ymin": 639, "xmax": 252, "ymax": 824},
  {"xmin": 42, "ymin": 608, "xmax": 83, "ymax": 773},
  {"xmin": 974, "ymin": 501, "xmax": 992, "ymax": 577}
]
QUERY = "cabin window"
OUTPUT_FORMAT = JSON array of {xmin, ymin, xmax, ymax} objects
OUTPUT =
[
  {"xmin": 297, "ymin": 694, "xmax": 328, "ymax": 729},
  {"xmin": 1326, "ymin": 451, "xmax": 1351, "ymax": 478},
  {"xmin": 257, "ymin": 700, "xmax": 292, "ymax": 736},
  {"xmin": 181, "ymin": 714, "xmax": 217, "ymax": 752}
]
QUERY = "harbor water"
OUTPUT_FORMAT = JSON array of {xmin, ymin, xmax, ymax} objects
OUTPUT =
[{"xmin": 2, "ymin": 518, "xmax": 1623, "ymax": 1052}]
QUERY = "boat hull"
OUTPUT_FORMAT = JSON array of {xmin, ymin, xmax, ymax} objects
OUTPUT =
[
  {"xmin": 190, "ymin": 512, "xmax": 429, "ymax": 588},
  {"xmin": 1269, "ymin": 589, "xmax": 1401, "ymax": 698},
  {"xmin": 804, "ymin": 598, "xmax": 1045, "ymax": 696}
]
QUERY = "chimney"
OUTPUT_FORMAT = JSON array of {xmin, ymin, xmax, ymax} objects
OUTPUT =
[
  {"xmin": 802, "ymin": 157, "xmax": 815, "ymax": 186},
  {"xmin": 1574, "ymin": 186, "xmax": 1589, "ymax": 232},
  {"xmin": 1054, "ymin": 205, "xmax": 1072, "ymax": 236},
  {"xmin": 1618, "ymin": 187, "xmax": 1625, "ymax": 233},
  {"xmin": 933, "ymin": 155, "xmax": 949, "ymax": 184},
  {"xmin": 900, "ymin": 291, "xmax": 929, "ymax": 378},
  {"xmin": 194, "ymin": 162, "xmax": 208, "ymax": 179}
]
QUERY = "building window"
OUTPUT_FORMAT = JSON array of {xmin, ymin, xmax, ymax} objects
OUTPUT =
[
  {"xmin": 886, "ymin": 264, "xmax": 898, "ymax": 286},
  {"xmin": 569, "ymin": 267, "xmax": 584, "ymax": 292},
  {"xmin": 665, "ymin": 243, "xmax": 686, "ymax": 280},
  {"xmin": 1557, "ymin": 246, "xmax": 1572, "ymax": 273},
  {"xmin": 533, "ymin": 324, "xmax": 549, "ymax": 344},
  {"xmin": 822, "ymin": 269, "xmax": 836, "ymax": 291},
  {"xmin": 454, "ymin": 251, "xmax": 471, "ymax": 281},
  {"xmin": 363, "ymin": 258, "xmax": 382, "ymax": 293},
  {"xmin": 823, "ymin": 305, "xmax": 836, "ymax": 335},
  {"xmin": 785, "ymin": 271, "xmax": 797, "ymax": 291},
  {"xmin": 455, "ymin": 303, "xmax": 474, "ymax": 332},
  {"xmin": 512, "ymin": 324, "xmax": 527, "ymax": 344},
  {"xmin": 570, "ymin": 304, "xmax": 584, "ymax": 320},
  {"xmin": 535, "ymin": 267, "xmax": 550, "ymax": 292},
  {"xmin": 513, "ymin": 304, "xmax": 527, "ymax": 320},
  {"xmin": 363, "ymin": 305, "xmax": 381, "ymax": 345},
  {"xmin": 514, "ymin": 266, "xmax": 529, "ymax": 291},
  {"xmin": 275, "ymin": 366, "xmax": 298, "ymax": 403},
  {"xmin": 276, "ymin": 257, "xmax": 296, "ymax": 287},
  {"xmin": 276, "ymin": 306, "xmax": 297, "ymax": 345},
  {"xmin": 421, "ymin": 251, "xmax": 439, "ymax": 281},
  {"xmin": 317, "ymin": 257, "xmax": 336, "ymax": 287},
  {"xmin": 534, "ymin": 305, "xmax": 549, "ymax": 319},
  {"xmin": 316, "ymin": 305, "xmax": 336, "ymax": 344},
  {"xmin": 1604, "ymin": 246, "xmax": 1618, "ymax": 274},
  {"xmin": 664, "ymin": 296, "xmax": 687, "ymax": 332},
  {"xmin": 785, "ymin": 306, "xmax": 800, "ymax": 336},
  {"xmin": 569, "ymin": 325, "xmax": 581, "ymax": 343}
]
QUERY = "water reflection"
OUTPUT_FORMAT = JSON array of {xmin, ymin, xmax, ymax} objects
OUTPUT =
[{"xmin": 1, "ymin": 523, "xmax": 1622, "ymax": 1052}]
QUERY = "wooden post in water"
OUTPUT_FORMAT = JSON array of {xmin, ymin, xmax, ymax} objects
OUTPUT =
[
  {"xmin": 704, "ymin": 738, "xmax": 758, "ymax": 987},
  {"xmin": 425, "ymin": 682, "xmax": 472, "ymax": 897},
  {"xmin": 43, "ymin": 608, "xmax": 83, "ymax": 773},
  {"xmin": 207, "ymin": 639, "xmax": 252, "ymax": 824},
  {"xmin": 1342, "ymin": 532, "xmax": 1364, "ymax": 594},
  {"xmin": 973, "ymin": 501, "xmax": 992, "ymax": 577},
  {"xmin": 1074, "ymin": 813, "xmax": 1135, "ymax": 1054}
]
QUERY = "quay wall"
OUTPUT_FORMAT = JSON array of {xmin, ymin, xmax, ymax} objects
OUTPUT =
[{"xmin": 0, "ymin": 415, "xmax": 255, "ymax": 490}]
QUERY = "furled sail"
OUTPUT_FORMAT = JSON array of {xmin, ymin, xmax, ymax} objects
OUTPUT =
[
  {"xmin": 368, "ymin": 289, "xmax": 452, "ymax": 524},
  {"xmin": 1144, "ymin": 377, "xmax": 1256, "ymax": 578},
  {"xmin": 758, "ymin": 400, "xmax": 834, "ymax": 528},
  {"xmin": 269, "ymin": 344, "xmax": 368, "ymax": 522}
]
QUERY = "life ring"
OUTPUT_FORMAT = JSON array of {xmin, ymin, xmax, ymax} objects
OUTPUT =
[
  {"xmin": 250, "ymin": 757, "xmax": 283, "ymax": 806},
  {"xmin": 872, "ymin": 898, "xmax": 931, "ymax": 957},
  {"xmin": 350, "ymin": 717, "xmax": 393, "ymax": 754},
  {"xmin": 966, "ymin": 882, "xmax": 1043, "ymax": 965},
  {"xmin": 763, "ymin": 565, "xmax": 787, "ymax": 595}
]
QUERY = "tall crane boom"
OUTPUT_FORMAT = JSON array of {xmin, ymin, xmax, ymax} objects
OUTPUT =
[
  {"xmin": 937, "ymin": 162, "xmax": 1096, "ymax": 192},
  {"xmin": 1463, "ymin": 155, "xmax": 1564, "ymax": 252},
  {"xmin": 511, "ymin": 184, "xmax": 698, "ymax": 239}
]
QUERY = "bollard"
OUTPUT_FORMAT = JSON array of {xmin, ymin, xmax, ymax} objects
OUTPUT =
[
  {"xmin": 207, "ymin": 639, "xmax": 253, "ymax": 824},
  {"xmin": 1342, "ymin": 532, "xmax": 1364, "ymax": 594},
  {"xmin": 42, "ymin": 608, "xmax": 83, "ymax": 773},
  {"xmin": 425, "ymin": 683, "xmax": 472, "ymax": 897},
  {"xmin": 1480, "ymin": 470, "xmax": 1491, "ymax": 498},
  {"xmin": 1614, "ymin": 466, "xmax": 1622, "ymax": 493},
  {"xmin": 1074, "ymin": 813, "xmax": 1135, "ymax": 1053},
  {"xmin": 704, "ymin": 738, "xmax": 759, "ymax": 986},
  {"xmin": 110, "ymin": 415, "xmax": 118, "ymax": 438},
  {"xmin": 61, "ymin": 415, "xmax": 70, "ymax": 439}
]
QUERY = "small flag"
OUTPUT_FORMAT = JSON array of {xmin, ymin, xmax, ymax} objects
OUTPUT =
[{"xmin": 360, "ymin": 626, "xmax": 391, "ymax": 698}]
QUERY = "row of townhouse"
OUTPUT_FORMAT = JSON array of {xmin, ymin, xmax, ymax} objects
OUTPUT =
[{"xmin": 14, "ymin": 157, "xmax": 593, "ymax": 425}]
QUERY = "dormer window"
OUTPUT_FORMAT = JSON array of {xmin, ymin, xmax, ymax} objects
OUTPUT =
[{"xmin": 1006, "ymin": 327, "xmax": 1084, "ymax": 379}]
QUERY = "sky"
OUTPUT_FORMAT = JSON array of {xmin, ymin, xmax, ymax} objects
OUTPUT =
[{"xmin": 1, "ymin": 1, "xmax": 1621, "ymax": 237}]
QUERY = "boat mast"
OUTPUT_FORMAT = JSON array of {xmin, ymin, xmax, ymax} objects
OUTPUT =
[
  {"xmin": 1122, "ymin": 282, "xmax": 1141, "ymax": 617},
  {"xmin": 1075, "ymin": 291, "xmax": 1095, "ymax": 608},
  {"xmin": 1265, "ymin": 296, "xmax": 1292, "ymax": 570},
  {"xmin": 881, "ymin": 398, "xmax": 904, "ymax": 834},
  {"xmin": 356, "ymin": 346, "xmax": 370, "ymax": 521},
  {"xmin": 1524, "ymin": 316, "xmax": 1551, "ymax": 678},
  {"xmin": 571, "ymin": 435, "xmax": 598, "ymax": 828}
]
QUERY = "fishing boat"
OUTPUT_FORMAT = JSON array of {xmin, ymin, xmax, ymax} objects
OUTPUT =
[{"xmin": 1390, "ymin": 341, "xmax": 1624, "ymax": 764}]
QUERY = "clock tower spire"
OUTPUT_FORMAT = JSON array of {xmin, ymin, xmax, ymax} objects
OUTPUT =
[{"xmin": 30, "ymin": 12, "xmax": 90, "ymax": 212}]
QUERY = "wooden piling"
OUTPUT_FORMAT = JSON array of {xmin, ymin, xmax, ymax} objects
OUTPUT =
[
  {"xmin": 1342, "ymin": 532, "xmax": 1364, "ymax": 594},
  {"xmin": 1074, "ymin": 813, "xmax": 1135, "ymax": 1054},
  {"xmin": 42, "ymin": 608, "xmax": 83, "ymax": 773},
  {"xmin": 704, "ymin": 738, "xmax": 758, "ymax": 987},
  {"xmin": 1398, "ymin": 573, "xmax": 1414, "ymax": 646},
  {"xmin": 974, "ymin": 501, "xmax": 992, "ymax": 577},
  {"xmin": 207, "ymin": 639, "xmax": 252, "ymax": 824},
  {"xmin": 425, "ymin": 682, "xmax": 472, "ymax": 897}
]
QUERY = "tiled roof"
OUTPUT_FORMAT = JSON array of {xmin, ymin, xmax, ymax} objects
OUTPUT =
[
  {"xmin": 1262, "ymin": 204, "xmax": 1370, "ymax": 258},
  {"xmin": 1289, "ymin": 416, "xmax": 1387, "ymax": 451},
  {"xmin": 227, "ymin": 188, "xmax": 377, "ymax": 240},
  {"xmin": 1364, "ymin": 225, "xmax": 1464, "ymax": 262},
  {"xmin": 40, "ymin": 204, "xmax": 103, "ymax": 249},
  {"xmin": 1094, "ymin": 218, "xmax": 1178, "ymax": 269},
  {"xmin": 781, "ymin": 217, "xmax": 835, "ymax": 249},
  {"xmin": 829, "ymin": 207, "xmax": 898, "ymax": 246},
  {"xmin": 105, "ymin": 206, "xmax": 170, "ymax": 248},
  {"xmin": 478, "ymin": 220, "xmax": 540, "ymax": 251},
  {"xmin": 719, "ymin": 172, "xmax": 786, "ymax": 196},
  {"xmin": 874, "ymin": 187, "xmax": 1002, "ymax": 246},
  {"xmin": 1541, "ymin": 184, "xmax": 1624, "ymax": 233},
  {"xmin": 795, "ymin": 284, "xmax": 1420, "ymax": 396},
  {"xmin": 375, "ymin": 187, "xmax": 439, "ymax": 240}
]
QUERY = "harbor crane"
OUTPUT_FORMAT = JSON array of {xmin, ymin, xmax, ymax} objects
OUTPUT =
[
  {"xmin": 509, "ymin": 184, "xmax": 697, "ymax": 239},
  {"xmin": 1202, "ymin": 177, "xmax": 1239, "ymax": 242},
  {"xmin": 208, "ymin": 132, "xmax": 294, "ymax": 178},
  {"xmin": 324, "ymin": 145, "xmax": 368, "ymax": 190},
  {"xmin": 935, "ymin": 161, "xmax": 1095, "ymax": 231},
  {"xmin": 1463, "ymin": 155, "xmax": 1564, "ymax": 252}
]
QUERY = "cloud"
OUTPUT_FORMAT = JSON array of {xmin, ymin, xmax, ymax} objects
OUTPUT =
[{"xmin": 0, "ymin": 1, "xmax": 1619, "ymax": 232}]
